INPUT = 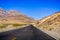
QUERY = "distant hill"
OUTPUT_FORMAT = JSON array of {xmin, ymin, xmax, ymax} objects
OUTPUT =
[
  {"xmin": 0, "ymin": 8, "xmax": 36, "ymax": 32},
  {"xmin": 0, "ymin": 8, "xmax": 36, "ymax": 24}
]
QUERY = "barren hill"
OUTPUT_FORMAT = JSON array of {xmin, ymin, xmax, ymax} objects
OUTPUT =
[
  {"xmin": 0, "ymin": 8, "xmax": 35, "ymax": 24},
  {"xmin": 0, "ymin": 8, "xmax": 36, "ymax": 32},
  {"xmin": 36, "ymin": 12, "xmax": 60, "ymax": 39}
]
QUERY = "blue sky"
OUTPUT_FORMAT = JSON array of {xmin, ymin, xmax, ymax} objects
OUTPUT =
[{"xmin": 0, "ymin": 0, "xmax": 60, "ymax": 19}]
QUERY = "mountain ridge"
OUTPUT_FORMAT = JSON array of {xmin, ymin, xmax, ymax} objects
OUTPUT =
[{"xmin": 0, "ymin": 8, "xmax": 36, "ymax": 24}]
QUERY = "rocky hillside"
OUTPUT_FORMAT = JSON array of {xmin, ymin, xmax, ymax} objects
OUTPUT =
[
  {"xmin": 36, "ymin": 12, "xmax": 60, "ymax": 30},
  {"xmin": 0, "ymin": 8, "xmax": 36, "ymax": 32},
  {"xmin": 36, "ymin": 12, "xmax": 60, "ymax": 39},
  {"xmin": 0, "ymin": 8, "xmax": 35, "ymax": 24}
]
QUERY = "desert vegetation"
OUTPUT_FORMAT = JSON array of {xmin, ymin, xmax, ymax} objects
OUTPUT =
[
  {"xmin": 0, "ymin": 23, "xmax": 27, "ymax": 28},
  {"xmin": 0, "ymin": 24, "xmax": 9, "ymax": 28},
  {"xmin": 12, "ymin": 23, "xmax": 27, "ymax": 28}
]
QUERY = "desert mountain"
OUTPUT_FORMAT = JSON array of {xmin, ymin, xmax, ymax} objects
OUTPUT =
[
  {"xmin": 36, "ymin": 12, "xmax": 60, "ymax": 39},
  {"xmin": 0, "ymin": 8, "xmax": 35, "ymax": 24},
  {"xmin": 36, "ymin": 12, "xmax": 60, "ymax": 30}
]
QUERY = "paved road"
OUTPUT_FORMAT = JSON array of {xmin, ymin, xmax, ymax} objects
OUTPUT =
[{"xmin": 0, "ymin": 25, "xmax": 56, "ymax": 40}]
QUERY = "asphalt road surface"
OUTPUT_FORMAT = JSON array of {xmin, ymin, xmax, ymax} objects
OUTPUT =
[{"xmin": 0, "ymin": 25, "xmax": 56, "ymax": 40}]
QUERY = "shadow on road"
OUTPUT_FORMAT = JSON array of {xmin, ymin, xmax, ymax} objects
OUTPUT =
[{"xmin": 0, "ymin": 25, "xmax": 56, "ymax": 40}]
